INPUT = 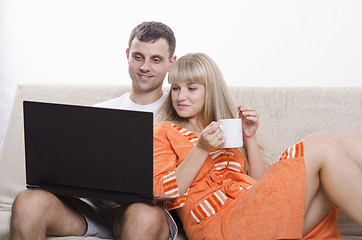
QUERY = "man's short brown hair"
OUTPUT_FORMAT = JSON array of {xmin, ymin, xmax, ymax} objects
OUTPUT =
[{"xmin": 128, "ymin": 21, "xmax": 176, "ymax": 59}]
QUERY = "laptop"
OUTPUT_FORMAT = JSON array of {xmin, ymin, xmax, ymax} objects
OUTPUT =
[{"xmin": 23, "ymin": 100, "xmax": 175, "ymax": 205}]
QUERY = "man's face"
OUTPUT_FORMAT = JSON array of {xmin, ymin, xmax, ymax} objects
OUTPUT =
[{"xmin": 127, "ymin": 38, "xmax": 176, "ymax": 94}]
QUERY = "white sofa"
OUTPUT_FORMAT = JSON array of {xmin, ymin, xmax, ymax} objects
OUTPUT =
[{"xmin": 0, "ymin": 83, "xmax": 361, "ymax": 240}]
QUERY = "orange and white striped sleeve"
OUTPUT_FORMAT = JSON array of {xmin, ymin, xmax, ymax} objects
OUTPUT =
[{"xmin": 153, "ymin": 122, "xmax": 188, "ymax": 211}]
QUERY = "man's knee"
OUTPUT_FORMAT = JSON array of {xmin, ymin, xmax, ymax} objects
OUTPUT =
[
  {"xmin": 124, "ymin": 203, "xmax": 167, "ymax": 227},
  {"xmin": 11, "ymin": 190, "xmax": 88, "ymax": 239},
  {"xmin": 117, "ymin": 203, "xmax": 169, "ymax": 239},
  {"xmin": 12, "ymin": 190, "xmax": 46, "ymax": 219},
  {"xmin": 10, "ymin": 189, "xmax": 53, "ymax": 236}
]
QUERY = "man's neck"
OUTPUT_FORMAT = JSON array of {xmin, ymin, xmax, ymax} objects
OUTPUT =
[{"xmin": 129, "ymin": 89, "xmax": 163, "ymax": 105}]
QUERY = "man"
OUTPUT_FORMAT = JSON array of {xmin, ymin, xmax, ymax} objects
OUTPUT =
[{"xmin": 10, "ymin": 21, "xmax": 177, "ymax": 240}]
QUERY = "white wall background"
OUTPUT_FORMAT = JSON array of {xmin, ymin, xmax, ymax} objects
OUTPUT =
[{"xmin": 1, "ymin": 0, "xmax": 362, "ymax": 154}]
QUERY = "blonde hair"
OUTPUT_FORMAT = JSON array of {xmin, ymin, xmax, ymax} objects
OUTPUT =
[
  {"xmin": 156, "ymin": 53, "xmax": 249, "ymax": 170},
  {"xmin": 156, "ymin": 53, "xmax": 237, "ymax": 125}
]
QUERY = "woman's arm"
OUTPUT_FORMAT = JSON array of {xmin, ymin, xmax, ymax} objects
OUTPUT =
[
  {"xmin": 244, "ymin": 135, "xmax": 268, "ymax": 180},
  {"xmin": 238, "ymin": 105, "xmax": 268, "ymax": 180},
  {"xmin": 175, "ymin": 144, "xmax": 209, "ymax": 196},
  {"xmin": 176, "ymin": 122, "xmax": 225, "ymax": 196}
]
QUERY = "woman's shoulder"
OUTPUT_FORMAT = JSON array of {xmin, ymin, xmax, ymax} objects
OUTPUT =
[
  {"xmin": 154, "ymin": 121, "xmax": 173, "ymax": 130},
  {"xmin": 154, "ymin": 122, "xmax": 188, "ymax": 138},
  {"xmin": 154, "ymin": 122, "xmax": 196, "ymax": 149},
  {"xmin": 154, "ymin": 122, "xmax": 178, "ymax": 135}
]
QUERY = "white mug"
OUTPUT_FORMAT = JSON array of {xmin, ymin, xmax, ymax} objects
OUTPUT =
[{"xmin": 219, "ymin": 118, "xmax": 243, "ymax": 148}]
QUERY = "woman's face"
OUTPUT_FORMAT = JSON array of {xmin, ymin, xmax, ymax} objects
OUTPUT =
[{"xmin": 171, "ymin": 82, "xmax": 206, "ymax": 121}]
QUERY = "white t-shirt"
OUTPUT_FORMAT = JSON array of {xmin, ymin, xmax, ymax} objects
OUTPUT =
[{"xmin": 93, "ymin": 91, "xmax": 168, "ymax": 115}]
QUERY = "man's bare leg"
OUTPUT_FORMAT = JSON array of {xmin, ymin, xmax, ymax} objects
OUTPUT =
[
  {"xmin": 10, "ymin": 189, "xmax": 87, "ymax": 240},
  {"xmin": 115, "ymin": 203, "xmax": 170, "ymax": 240}
]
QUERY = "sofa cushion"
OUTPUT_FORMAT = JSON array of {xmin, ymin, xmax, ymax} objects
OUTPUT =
[
  {"xmin": 339, "ymin": 210, "xmax": 362, "ymax": 238},
  {"xmin": 0, "ymin": 208, "xmax": 11, "ymax": 240}
]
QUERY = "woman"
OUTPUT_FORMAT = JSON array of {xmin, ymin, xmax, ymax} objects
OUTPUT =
[{"xmin": 153, "ymin": 53, "xmax": 362, "ymax": 239}]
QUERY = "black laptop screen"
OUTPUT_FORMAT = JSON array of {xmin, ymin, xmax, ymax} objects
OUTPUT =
[{"xmin": 23, "ymin": 101, "xmax": 153, "ymax": 199}]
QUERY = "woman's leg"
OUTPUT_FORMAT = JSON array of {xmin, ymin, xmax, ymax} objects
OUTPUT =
[
  {"xmin": 303, "ymin": 186, "xmax": 333, "ymax": 235},
  {"xmin": 335, "ymin": 131, "xmax": 362, "ymax": 170},
  {"xmin": 302, "ymin": 132, "xmax": 362, "ymax": 234}
]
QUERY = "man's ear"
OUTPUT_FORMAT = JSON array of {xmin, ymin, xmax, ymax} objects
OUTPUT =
[
  {"xmin": 126, "ymin": 48, "xmax": 130, "ymax": 60},
  {"xmin": 168, "ymin": 55, "xmax": 177, "ymax": 71}
]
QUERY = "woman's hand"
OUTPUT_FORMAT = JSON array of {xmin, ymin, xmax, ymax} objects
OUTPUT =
[
  {"xmin": 237, "ymin": 105, "xmax": 259, "ymax": 138},
  {"xmin": 196, "ymin": 121, "xmax": 225, "ymax": 152}
]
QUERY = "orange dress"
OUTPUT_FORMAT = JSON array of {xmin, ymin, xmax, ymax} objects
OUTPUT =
[{"xmin": 153, "ymin": 122, "xmax": 342, "ymax": 240}]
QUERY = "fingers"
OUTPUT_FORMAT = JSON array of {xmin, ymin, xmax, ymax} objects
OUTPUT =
[
  {"xmin": 237, "ymin": 104, "xmax": 259, "ymax": 137},
  {"xmin": 238, "ymin": 105, "xmax": 258, "ymax": 121},
  {"xmin": 204, "ymin": 122, "xmax": 224, "ymax": 142},
  {"xmin": 198, "ymin": 122, "xmax": 225, "ymax": 151},
  {"xmin": 203, "ymin": 121, "xmax": 221, "ymax": 134}
]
